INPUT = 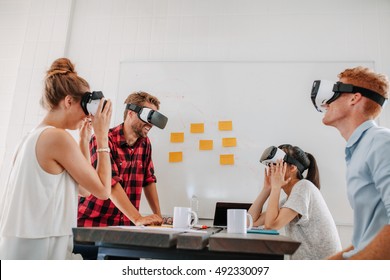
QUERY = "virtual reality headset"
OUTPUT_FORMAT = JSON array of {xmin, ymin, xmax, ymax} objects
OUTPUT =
[
  {"xmin": 126, "ymin": 103, "xmax": 168, "ymax": 129},
  {"xmin": 81, "ymin": 91, "xmax": 106, "ymax": 116},
  {"xmin": 311, "ymin": 80, "xmax": 387, "ymax": 112},
  {"xmin": 260, "ymin": 146, "xmax": 306, "ymax": 174}
]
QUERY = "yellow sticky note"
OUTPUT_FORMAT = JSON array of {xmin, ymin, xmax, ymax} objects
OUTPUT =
[
  {"xmin": 222, "ymin": 137, "xmax": 237, "ymax": 147},
  {"xmin": 190, "ymin": 123, "xmax": 204, "ymax": 133},
  {"xmin": 220, "ymin": 154, "xmax": 234, "ymax": 165},
  {"xmin": 218, "ymin": 120, "xmax": 233, "ymax": 131},
  {"xmin": 170, "ymin": 132, "xmax": 184, "ymax": 143},
  {"xmin": 169, "ymin": 152, "xmax": 183, "ymax": 163},
  {"xmin": 199, "ymin": 140, "xmax": 213, "ymax": 150}
]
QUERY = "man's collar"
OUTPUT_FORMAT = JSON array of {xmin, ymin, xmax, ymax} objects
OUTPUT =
[
  {"xmin": 118, "ymin": 123, "xmax": 145, "ymax": 148},
  {"xmin": 346, "ymin": 120, "xmax": 376, "ymax": 148},
  {"xmin": 118, "ymin": 124, "xmax": 128, "ymax": 147}
]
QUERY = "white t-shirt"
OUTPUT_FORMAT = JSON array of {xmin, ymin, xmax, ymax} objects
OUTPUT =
[
  {"xmin": 281, "ymin": 179, "xmax": 342, "ymax": 260},
  {"xmin": 0, "ymin": 126, "xmax": 81, "ymax": 259}
]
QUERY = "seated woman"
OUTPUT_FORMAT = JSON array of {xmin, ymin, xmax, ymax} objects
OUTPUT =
[{"xmin": 248, "ymin": 144, "xmax": 341, "ymax": 260}]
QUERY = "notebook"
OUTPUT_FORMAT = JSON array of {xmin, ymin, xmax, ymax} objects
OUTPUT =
[
  {"xmin": 213, "ymin": 202, "xmax": 252, "ymax": 228},
  {"xmin": 247, "ymin": 228, "xmax": 279, "ymax": 235}
]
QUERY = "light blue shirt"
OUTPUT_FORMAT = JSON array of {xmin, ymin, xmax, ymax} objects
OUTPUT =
[{"xmin": 343, "ymin": 120, "xmax": 390, "ymax": 258}]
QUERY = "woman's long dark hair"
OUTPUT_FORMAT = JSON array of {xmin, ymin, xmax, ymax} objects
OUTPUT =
[{"xmin": 278, "ymin": 144, "xmax": 321, "ymax": 190}]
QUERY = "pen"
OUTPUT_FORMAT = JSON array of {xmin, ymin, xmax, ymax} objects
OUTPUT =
[{"xmin": 193, "ymin": 225, "xmax": 208, "ymax": 229}]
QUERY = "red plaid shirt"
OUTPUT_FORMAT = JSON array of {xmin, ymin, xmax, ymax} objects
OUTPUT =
[{"xmin": 77, "ymin": 123, "xmax": 156, "ymax": 226}]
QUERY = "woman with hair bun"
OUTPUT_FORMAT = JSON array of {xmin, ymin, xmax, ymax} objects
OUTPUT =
[
  {"xmin": 248, "ymin": 144, "xmax": 341, "ymax": 260},
  {"xmin": 0, "ymin": 58, "xmax": 112, "ymax": 259}
]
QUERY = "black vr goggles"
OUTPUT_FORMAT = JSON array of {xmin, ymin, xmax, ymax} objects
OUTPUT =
[
  {"xmin": 80, "ymin": 91, "xmax": 106, "ymax": 116},
  {"xmin": 126, "ymin": 103, "xmax": 168, "ymax": 129},
  {"xmin": 260, "ymin": 146, "xmax": 306, "ymax": 174},
  {"xmin": 311, "ymin": 80, "xmax": 387, "ymax": 112}
]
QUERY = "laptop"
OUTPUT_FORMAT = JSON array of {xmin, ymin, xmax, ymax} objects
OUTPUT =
[{"xmin": 213, "ymin": 202, "xmax": 252, "ymax": 228}]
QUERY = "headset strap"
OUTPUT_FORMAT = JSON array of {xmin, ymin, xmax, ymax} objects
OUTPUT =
[
  {"xmin": 334, "ymin": 82, "xmax": 387, "ymax": 107},
  {"xmin": 126, "ymin": 103, "xmax": 142, "ymax": 113},
  {"xmin": 285, "ymin": 155, "xmax": 306, "ymax": 174}
]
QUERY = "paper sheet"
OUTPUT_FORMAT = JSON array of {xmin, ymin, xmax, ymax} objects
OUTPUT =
[
  {"xmin": 220, "ymin": 154, "xmax": 234, "ymax": 165},
  {"xmin": 190, "ymin": 123, "xmax": 204, "ymax": 133},
  {"xmin": 222, "ymin": 137, "xmax": 237, "ymax": 147},
  {"xmin": 218, "ymin": 120, "xmax": 233, "ymax": 131},
  {"xmin": 112, "ymin": 225, "xmax": 208, "ymax": 234},
  {"xmin": 169, "ymin": 151, "xmax": 183, "ymax": 162},
  {"xmin": 199, "ymin": 140, "xmax": 213, "ymax": 150},
  {"xmin": 170, "ymin": 132, "xmax": 184, "ymax": 143}
]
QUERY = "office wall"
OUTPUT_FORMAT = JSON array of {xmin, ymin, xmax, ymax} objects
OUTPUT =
[
  {"xmin": 0, "ymin": 0, "xmax": 30, "ymax": 176},
  {"xmin": 1, "ymin": 0, "xmax": 390, "ymax": 248},
  {"xmin": 115, "ymin": 60, "xmax": 372, "ymax": 226},
  {"xmin": 0, "ymin": 0, "xmax": 73, "ymax": 184}
]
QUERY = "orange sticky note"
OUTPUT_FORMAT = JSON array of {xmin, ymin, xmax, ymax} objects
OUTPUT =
[
  {"xmin": 199, "ymin": 140, "xmax": 213, "ymax": 150},
  {"xmin": 222, "ymin": 137, "xmax": 237, "ymax": 147},
  {"xmin": 218, "ymin": 120, "xmax": 233, "ymax": 131},
  {"xmin": 170, "ymin": 132, "xmax": 184, "ymax": 143},
  {"xmin": 169, "ymin": 152, "xmax": 183, "ymax": 163},
  {"xmin": 220, "ymin": 154, "xmax": 234, "ymax": 165},
  {"xmin": 190, "ymin": 123, "xmax": 204, "ymax": 133}
]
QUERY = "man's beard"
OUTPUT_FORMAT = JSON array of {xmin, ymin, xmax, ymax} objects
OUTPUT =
[{"xmin": 132, "ymin": 123, "xmax": 147, "ymax": 138}]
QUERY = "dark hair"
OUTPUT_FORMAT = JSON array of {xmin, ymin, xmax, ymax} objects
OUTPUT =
[
  {"xmin": 123, "ymin": 91, "xmax": 161, "ymax": 121},
  {"xmin": 278, "ymin": 144, "xmax": 321, "ymax": 190},
  {"xmin": 41, "ymin": 58, "xmax": 89, "ymax": 110}
]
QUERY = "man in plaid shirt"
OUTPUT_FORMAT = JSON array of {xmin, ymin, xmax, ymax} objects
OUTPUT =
[{"xmin": 78, "ymin": 91, "xmax": 163, "ymax": 226}]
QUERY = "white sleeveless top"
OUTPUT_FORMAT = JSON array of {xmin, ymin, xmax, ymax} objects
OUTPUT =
[{"xmin": 0, "ymin": 126, "xmax": 80, "ymax": 259}]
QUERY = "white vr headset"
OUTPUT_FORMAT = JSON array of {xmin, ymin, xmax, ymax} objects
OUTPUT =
[
  {"xmin": 80, "ymin": 91, "xmax": 106, "ymax": 116},
  {"xmin": 260, "ymin": 146, "xmax": 306, "ymax": 174},
  {"xmin": 311, "ymin": 80, "xmax": 387, "ymax": 112},
  {"xmin": 126, "ymin": 103, "xmax": 168, "ymax": 129}
]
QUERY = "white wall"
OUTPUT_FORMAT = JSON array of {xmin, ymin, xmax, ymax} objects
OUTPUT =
[
  {"xmin": 0, "ymin": 0, "xmax": 73, "ymax": 185},
  {"xmin": 0, "ymin": 0, "xmax": 30, "ymax": 177},
  {"xmin": 1, "ymin": 0, "xmax": 390, "ymax": 249}
]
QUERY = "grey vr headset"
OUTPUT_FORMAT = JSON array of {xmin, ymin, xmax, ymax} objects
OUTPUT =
[
  {"xmin": 260, "ymin": 146, "xmax": 306, "ymax": 174},
  {"xmin": 126, "ymin": 103, "xmax": 168, "ymax": 129},
  {"xmin": 311, "ymin": 80, "xmax": 387, "ymax": 112},
  {"xmin": 81, "ymin": 91, "xmax": 106, "ymax": 116}
]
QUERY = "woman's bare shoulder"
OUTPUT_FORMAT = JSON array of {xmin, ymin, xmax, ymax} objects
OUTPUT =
[{"xmin": 38, "ymin": 127, "xmax": 77, "ymax": 149}]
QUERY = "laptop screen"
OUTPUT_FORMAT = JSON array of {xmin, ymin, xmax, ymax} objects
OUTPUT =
[{"xmin": 213, "ymin": 202, "xmax": 252, "ymax": 227}]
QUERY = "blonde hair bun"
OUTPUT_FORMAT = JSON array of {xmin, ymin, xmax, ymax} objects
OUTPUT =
[{"xmin": 46, "ymin": 57, "xmax": 77, "ymax": 78}]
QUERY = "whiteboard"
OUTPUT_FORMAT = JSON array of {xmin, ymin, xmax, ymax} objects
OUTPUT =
[{"xmin": 115, "ymin": 61, "xmax": 374, "ymax": 224}]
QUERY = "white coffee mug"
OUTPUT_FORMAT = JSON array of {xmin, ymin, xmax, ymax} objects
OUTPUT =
[
  {"xmin": 227, "ymin": 209, "xmax": 253, "ymax": 234},
  {"xmin": 173, "ymin": 207, "xmax": 198, "ymax": 229}
]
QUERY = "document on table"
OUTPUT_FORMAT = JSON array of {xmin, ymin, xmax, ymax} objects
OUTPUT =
[{"xmin": 112, "ymin": 225, "xmax": 208, "ymax": 234}]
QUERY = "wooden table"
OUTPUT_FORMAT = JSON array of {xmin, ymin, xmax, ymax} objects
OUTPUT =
[{"xmin": 72, "ymin": 226, "xmax": 300, "ymax": 260}]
